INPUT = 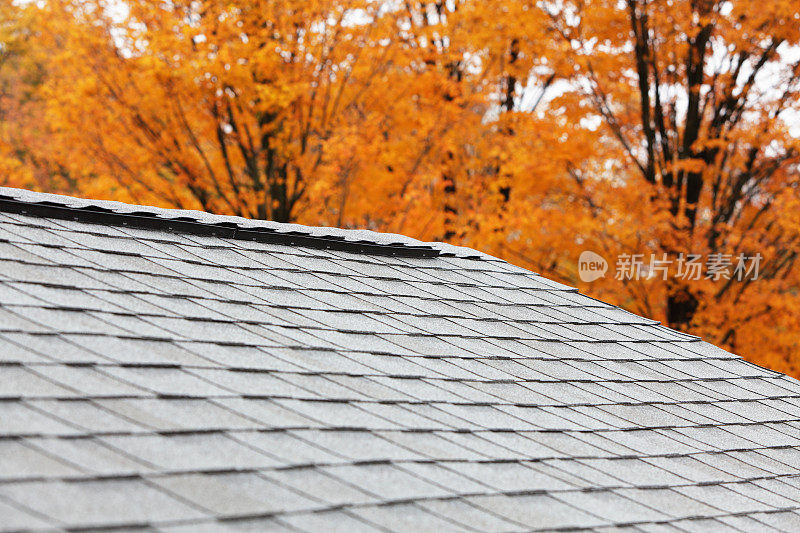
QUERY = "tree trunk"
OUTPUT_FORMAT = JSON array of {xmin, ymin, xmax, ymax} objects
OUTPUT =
[{"xmin": 666, "ymin": 284, "xmax": 699, "ymax": 331}]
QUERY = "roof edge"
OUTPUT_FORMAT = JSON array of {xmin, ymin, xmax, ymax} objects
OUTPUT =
[{"xmin": 0, "ymin": 189, "xmax": 450, "ymax": 259}]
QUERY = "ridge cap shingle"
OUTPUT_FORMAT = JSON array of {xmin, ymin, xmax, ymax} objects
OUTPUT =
[{"xmin": 0, "ymin": 187, "xmax": 477, "ymax": 259}]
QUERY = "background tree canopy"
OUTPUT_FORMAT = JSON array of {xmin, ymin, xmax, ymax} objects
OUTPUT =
[{"xmin": 2, "ymin": 0, "xmax": 800, "ymax": 375}]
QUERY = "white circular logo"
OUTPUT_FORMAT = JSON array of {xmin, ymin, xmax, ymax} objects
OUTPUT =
[{"xmin": 578, "ymin": 250, "xmax": 608, "ymax": 282}]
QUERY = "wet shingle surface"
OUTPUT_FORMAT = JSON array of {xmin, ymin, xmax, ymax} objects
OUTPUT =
[{"xmin": 1, "ymin": 187, "xmax": 800, "ymax": 532}]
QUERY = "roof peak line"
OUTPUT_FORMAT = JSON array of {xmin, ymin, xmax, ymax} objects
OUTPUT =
[{"xmin": 0, "ymin": 192, "xmax": 440, "ymax": 259}]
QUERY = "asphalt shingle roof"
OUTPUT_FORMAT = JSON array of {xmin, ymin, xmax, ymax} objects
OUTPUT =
[{"xmin": 1, "ymin": 186, "xmax": 800, "ymax": 532}]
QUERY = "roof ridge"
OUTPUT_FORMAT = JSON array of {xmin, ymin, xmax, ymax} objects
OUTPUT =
[{"xmin": 0, "ymin": 187, "xmax": 487, "ymax": 259}]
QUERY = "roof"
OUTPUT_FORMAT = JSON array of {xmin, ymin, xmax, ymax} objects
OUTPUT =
[{"xmin": 0, "ymin": 186, "xmax": 800, "ymax": 532}]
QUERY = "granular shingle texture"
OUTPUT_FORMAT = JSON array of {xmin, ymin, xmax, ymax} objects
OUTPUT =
[{"xmin": 1, "ymin": 187, "xmax": 800, "ymax": 532}]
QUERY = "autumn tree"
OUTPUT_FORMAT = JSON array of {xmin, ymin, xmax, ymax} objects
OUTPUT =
[
  {"xmin": 31, "ymin": 1, "xmax": 558, "ymax": 235},
  {"xmin": 504, "ymin": 0, "xmax": 800, "ymax": 372},
  {"xmin": 0, "ymin": 0, "xmax": 69, "ymax": 192},
  {"xmin": 35, "ymin": 0, "xmax": 475, "ymax": 228}
]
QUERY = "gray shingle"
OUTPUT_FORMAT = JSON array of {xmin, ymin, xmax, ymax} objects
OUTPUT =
[
  {"xmin": 417, "ymin": 499, "xmax": 526, "ymax": 532},
  {"xmin": 26, "ymin": 436, "xmax": 153, "ymax": 476},
  {"xmin": 160, "ymin": 517, "xmax": 292, "ymax": 532},
  {"xmin": 66, "ymin": 335, "xmax": 211, "ymax": 366},
  {"xmin": 0, "ymin": 334, "xmax": 52, "ymax": 363},
  {"xmin": 673, "ymin": 484, "xmax": 773, "ymax": 514},
  {"xmin": 375, "ymin": 430, "xmax": 486, "ymax": 461},
  {"xmin": 361, "ymin": 408, "xmax": 446, "ymax": 435},
  {"xmin": 41, "ymin": 366, "xmax": 149, "ymax": 397},
  {"xmin": 263, "ymin": 467, "xmax": 376, "ymax": 506},
  {"xmin": 467, "ymin": 494, "xmax": 606, "ymax": 530},
  {"xmin": 95, "ymin": 398, "xmax": 257, "ymax": 432},
  {"xmin": 0, "ymin": 479, "xmax": 206, "ymax": 527},
  {"xmin": 229, "ymin": 430, "xmax": 341, "ymax": 465},
  {"xmin": 321, "ymin": 463, "xmax": 452, "ymax": 500},
  {"xmin": 577, "ymin": 458, "xmax": 690, "ymax": 486},
  {"xmin": 436, "ymin": 432, "xmax": 526, "ymax": 460},
  {"xmin": 151, "ymin": 472, "xmax": 319, "ymax": 516},
  {"xmin": 640, "ymin": 456, "xmax": 735, "ymax": 484},
  {"xmin": 612, "ymin": 488, "xmax": 721, "ymax": 518},
  {"xmin": 29, "ymin": 399, "xmax": 147, "ymax": 433},
  {"xmin": 0, "ymin": 496, "xmax": 53, "ymax": 530},
  {"xmin": 187, "ymin": 369, "xmax": 319, "ymax": 399},
  {"xmin": 0, "ymin": 439, "xmax": 83, "ymax": 480},
  {"xmin": 751, "ymin": 510, "xmax": 800, "ymax": 531},
  {"xmin": 453, "ymin": 461, "xmax": 574, "ymax": 492},
  {"xmin": 279, "ymin": 509, "xmax": 382, "ymax": 533},
  {"xmin": 726, "ymin": 480, "xmax": 800, "ymax": 509},
  {"xmin": 0, "ymin": 402, "xmax": 82, "ymax": 436},
  {"xmin": 273, "ymin": 399, "xmax": 399, "ymax": 430},
  {"xmin": 396, "ymin": 462, "xmax": 491, "ymax": 494},
  {"xmin": 553, "ymin": 490, "xmax": 669, "ymax": 523},
  {"xmin": 289, "ymin": 429, "xmax": 424, "ymax": 462},
  {"xmin": 100, "ymin": 433, "xmax": 280, "ymax": 471},
  {"xmin": 349, "ymin": 503, "xmax": 473, "ymax": 532},
  {"xmin": 212, "ymin": 397, "xmax": 321, "ymax": 429},
  {"xmin": 0, "ymin": 366, "xmax": 76, "ymax": 399},
  {"xmin": 181, "ymin": 343, "xmax": 305, "ymax": 371},
  {"xmin": 2, "ymin": 187, "xmax": 800, "ymax": 531}
]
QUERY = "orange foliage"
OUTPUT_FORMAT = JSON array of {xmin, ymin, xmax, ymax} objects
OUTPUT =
[{"xmin": 2, "ymin": 0, "xmax": 800, "ymax": 374}]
